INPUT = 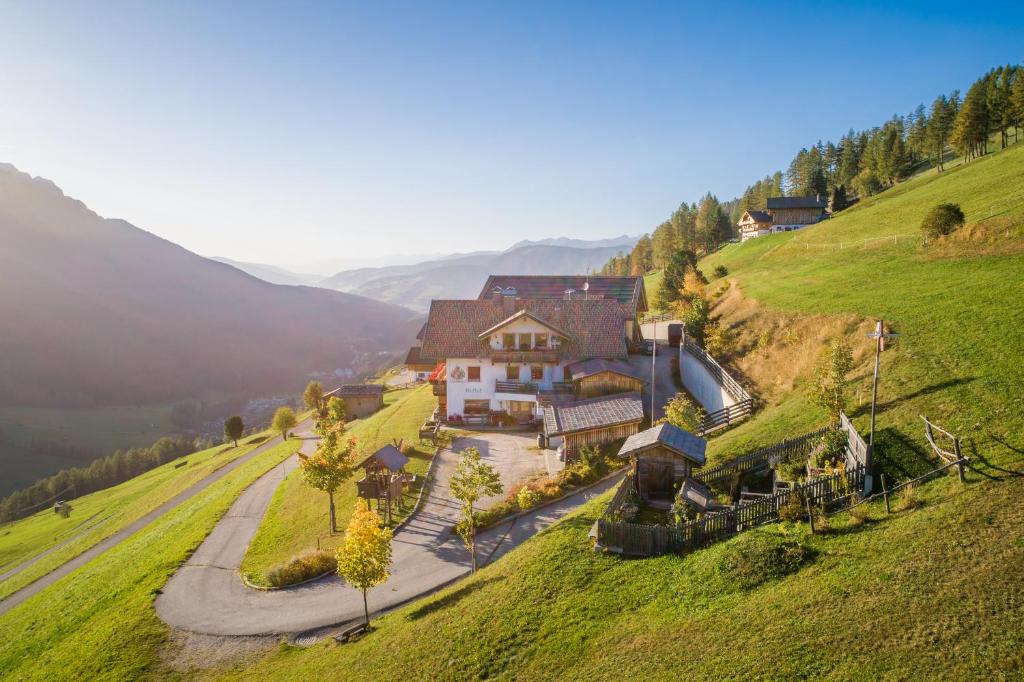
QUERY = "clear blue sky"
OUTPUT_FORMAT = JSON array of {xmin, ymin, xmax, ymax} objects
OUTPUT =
[{"xmin": 1, "ymin": 1, "xmax": 1021, "ymax": 272}]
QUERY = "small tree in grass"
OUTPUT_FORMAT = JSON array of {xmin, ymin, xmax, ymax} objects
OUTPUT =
[
  {"xmin": 921, "ymin": 203, "xmax": 965, "ymax": 239},
  {"xmin": 299, "ymin": 433, "xmax": 357, "ymax": 533},
  {"xmin": 661, "ymin": 392, "xmax": 705, "ymax": 433},
  {"xmin": 272, "ymin": 406, "xmax": 298, "ymax": 440},
  {"xmin": 303, "ymin": 380, "xmax": 324, "ymax": 412},
  {"xmin": 449, "ymin": 447, "xmax": 503, "ymax": 572},
  {"xmin": 336, "ymin": 506, "xmax": 392, "ymax": 627},
  {"xmin": 813, "ymin": 337, "xmax": 854, "ymax": 423},
  {"xmin": 223, "ymin": 415, "xmax": 244, "ymax": 447},
  {"xmin": 315, "ymin": 396, "xmax": 346, "ymax": 437}
]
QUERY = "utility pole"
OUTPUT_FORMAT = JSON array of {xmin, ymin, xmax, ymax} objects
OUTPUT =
[{"xmin": 866, "ymin": 320, "xmax": 899, "ymax": 474}]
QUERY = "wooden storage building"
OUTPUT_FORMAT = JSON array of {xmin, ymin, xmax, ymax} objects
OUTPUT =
[
  {"xmin": 565, "ymin": 358, "xmax": 644, "ymax": 398},
  {"xmin": 618, "ymin": 423, "xmax": 707, "ymax": 501},
  {"xmin": 324, "ymin": 384, "xmax": 385, "ymax": 419},
  {"xmin": 543, "ymin": 392, "xmax": 644, "ymax": 460}
]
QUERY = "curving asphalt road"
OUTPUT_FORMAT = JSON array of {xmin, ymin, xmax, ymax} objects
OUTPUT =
[
  {"xmin": 0, "ymin": 422, "xmax": 310, "ymax": 618},
  {"xmin": 155, "ymin": 434, "xmax": 622, "ymax": 636}
]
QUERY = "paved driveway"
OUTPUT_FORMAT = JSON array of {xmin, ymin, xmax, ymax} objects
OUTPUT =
[
  {"xmin": 627, "ymin": 341, "xmax": 679, "ymax": 423},
  {"xmin": 453, "ymin": 431, "xmax": 561, "ymax": 508},
  {"xmin": 154, "ymin": 431, "xmax": 600, "ymax": 637}
]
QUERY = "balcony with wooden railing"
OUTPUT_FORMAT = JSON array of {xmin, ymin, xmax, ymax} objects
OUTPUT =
[{"xmin": 494, "ymin": 380, "xmax": 538, "ymax": 395}]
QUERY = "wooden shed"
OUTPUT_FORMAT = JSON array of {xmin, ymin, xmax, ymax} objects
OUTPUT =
[
  {"xmin": 618, "ymin": 423, "xmax": 707, "ymax": 501},
  {"xmin": 543, "ymin": 392, "xmax": 644, "ymax": 460},
  {"xmin": 565, "ymin": 358, "xmax": 644, "ymax": 399},
  {"xmin": 324, "ymin": 384, "xmax": 385, "ymax": 419}
]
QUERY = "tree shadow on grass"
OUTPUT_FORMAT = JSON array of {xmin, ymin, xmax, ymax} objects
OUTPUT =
[
  {"xmin": 847, "ymin": 377, "xmax": 977, "ymax": 419},
  {"xmin": 873, "ymin": 427, "xmax": 937, "ymax": 481},
  {"xmin": 965, "ymin": 436, "xmax": 1024, "ymax": 481},
  {"xmin": 405, "ymin": 576, "xmax": 504, "ymax": 621},
  {"xmin": 246, "ymin": 435, "xmax": 271, "ymax": 446}
]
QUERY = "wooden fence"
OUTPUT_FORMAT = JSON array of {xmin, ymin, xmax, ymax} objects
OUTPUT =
[
  {"xmin": 597, "ymin": 463, "xmax": 865, "ymax": 556},
  {"xmin": 682, "ymin": 337, "xmax": 753, "ymax": 405},
  {"xmin": 693, "ymin": 427, "xmax": 831, "ymax": 490},
  {"xmin": 697, "ymin": 400, "xmax": 752, "ymax": 436},
  {"xmin": 921, "ymin": 415, "xmax": 967, "ymax": 483}
]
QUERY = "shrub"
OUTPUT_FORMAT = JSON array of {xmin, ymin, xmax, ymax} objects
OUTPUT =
[
  {"xmin": 516, "ymin": 487, "xmax": 541, "ymax": 511},
  {"xmin": 713, "ymin": 264, "xmax": 729, "ymax": 278},
  {"xmin": 719, "ymin": 532, "xmax": 816, "ymax": 590},
  {"xmin": 778, "ymin": 490, "xmax": 807, "ymax": 523},
  {"xmin": 704, "ymin": 321, "xmax": 733, "ymax": 357},
  {"xmin": 813, "ymin": 429, "xmax": 849, "ymax": 469},
  {"xmin": 265, "ymin": 550, "xmax": 337, "ymax": 588},
  {"xmin": 756, "ymin": 328, "xmax": 773, "ymax": 351},
  {"xmin": 921, "ymin": 203, "xmax": 965, "ymax": 239}
]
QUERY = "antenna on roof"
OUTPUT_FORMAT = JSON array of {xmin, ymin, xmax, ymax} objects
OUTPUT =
[{"xmin": 583, "ymin": 279, "xmax": 589, "ymax": 299}]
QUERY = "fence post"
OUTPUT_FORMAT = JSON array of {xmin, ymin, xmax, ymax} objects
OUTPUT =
[
  {"xmin": 806, "ymin": 495, "xmax": 816, "ymax": 534},
  {"xmin": 880, "ymin": 473, "xmax": 890, "ymax": 515},
  {"xmin": 954, "ymin": 438, "xmax": 965, "ymax": 484}
]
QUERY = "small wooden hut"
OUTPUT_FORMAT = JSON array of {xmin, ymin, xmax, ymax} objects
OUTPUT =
[
  {"xmin": 618, "ymin": 423, "xmax": 707, "ymax": 501},
  {"xmin": 355, "ymin": 444, "xmax": 410, "ymax": 523}
]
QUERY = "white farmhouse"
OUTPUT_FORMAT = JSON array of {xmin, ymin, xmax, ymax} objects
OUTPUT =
[{"xmin": 409, "ymin": 275, "xmax": 647, "ymax": 425}]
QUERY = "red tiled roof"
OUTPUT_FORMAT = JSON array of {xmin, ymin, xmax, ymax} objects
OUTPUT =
[
  {"xmin": 478, "ymin": 275, "xmax": 647, "ymax": 313},
  {"xmin": 404, "ymin": 346, "xmax": 432, "ymax": 368},
  {"xmin": 419, "ymin": 298, "xmax": 628, "ymax": 363}
]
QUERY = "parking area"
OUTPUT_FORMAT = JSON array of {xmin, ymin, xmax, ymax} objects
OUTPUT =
[{"xmin": 448, "ymin": 431, "xmax": 563, "ymax": 509}]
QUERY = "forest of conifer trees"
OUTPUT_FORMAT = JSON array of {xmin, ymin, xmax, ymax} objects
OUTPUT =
[{"xmin": 599, "ymin": 64, "xmax": 1024, "ymax": 277}]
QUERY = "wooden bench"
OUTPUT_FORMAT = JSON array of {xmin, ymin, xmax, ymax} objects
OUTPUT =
[{"xmin": 334, "ymin": 622, "xmax": 368, "ymax": 643}]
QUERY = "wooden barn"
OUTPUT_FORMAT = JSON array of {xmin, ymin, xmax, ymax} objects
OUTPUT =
[
  {"xmin": 324, "ymin": 384, "xmax": 385, "ymax": 419},
  {"xmin": 618, "ymin": 423, "xmax": 707, "ymax": 501},
  {"xmin": 543, "ymin": 391, "xmax": 644, "ymax": 460},
  {"xmin": 565, "ymin": 358, "xmax": 644, "ymax": 398},
  {"xmin": 766, "ymin": 195, "xmax": 827, "ymax": 230}
]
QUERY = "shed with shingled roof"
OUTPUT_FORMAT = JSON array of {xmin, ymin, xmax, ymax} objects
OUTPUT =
[
  {"xmin": 543, "ymin": 392, "xmax": 644, "ymax": 459},
  {"xmin": 618, "ymin": 423, "xmax": 707, "ymax": 501}
]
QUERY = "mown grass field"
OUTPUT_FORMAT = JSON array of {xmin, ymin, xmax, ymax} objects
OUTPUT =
[
  {"xmin": 0, "ymin": 405, "xmax": 177, "ymax": 496},
  {"xmin": 201, "ymin": 144, "xmax": 1024, "ymax": 677},
  {"xmin": 0, "ymin": 437, "xmax": 301, "ymax": 681},
  {"xmin": 0, "ymin": 433, "xmax": 274, "ymax": 600},
  {"xmin": 240, "ymin": 385, "xmax": 438, "ymax": 585}
]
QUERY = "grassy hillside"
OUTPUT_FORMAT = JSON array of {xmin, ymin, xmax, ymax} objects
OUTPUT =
[
  {"xmin": 0, "ymin": 432, "xmax": 273, "ymax": 600},
  {"xmin": 0, "ymin": 437, "xmax": 301, "ymax": 681},
  {"xmin": 241, "ymin": 385, "xmax": 438, "ymax": 585},
  {"xmin": 198, "ymin": 145, "xmax": 1024, "ymax": 677},
  {"xmin": 1, "ymin": 146, "xmax": 1021, "ymax": 680}
]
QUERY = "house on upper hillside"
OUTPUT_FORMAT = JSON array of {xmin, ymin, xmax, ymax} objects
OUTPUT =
[
  {"xmin": 403, "ymin": 340, "xmax": 433, "ymax": 381},
  {"xmin": 737, "ymin": 210, "xmax": 774, "ymax": 241},
  {"xmin": 738, "ymin": 196, "xmax": 829, "ymax": 241},
  {"xmin": 765, "ymin": 196, "xmax": 827, "ymax": 232},
  {"xmin": 323, "ymin": 384, "xmax": 385, "ymax": 418},
  {"xmin": 412, "ymin": 275, "xmax": 647, "ymax": 426},
  {"xmin": 478, "ymin": 275, "xmax": 648, "ymax": 344}
]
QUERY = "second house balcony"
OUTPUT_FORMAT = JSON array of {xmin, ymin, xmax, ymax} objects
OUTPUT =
[{"xmin": 494, "ymin": 380, "xmax": 538, "ymax": 395}]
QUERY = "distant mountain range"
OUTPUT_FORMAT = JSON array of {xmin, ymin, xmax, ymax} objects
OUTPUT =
[
  {"xmin": 0, "ymin": 163, "xmax": 419, "ymax": 409},
  {"xmin": 317, "ymin": 240, "xmax": 638, "ymax": 311},
  {"xmin": 209, "ymin": 236, "xmax": 637, "ymax": 312}
]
